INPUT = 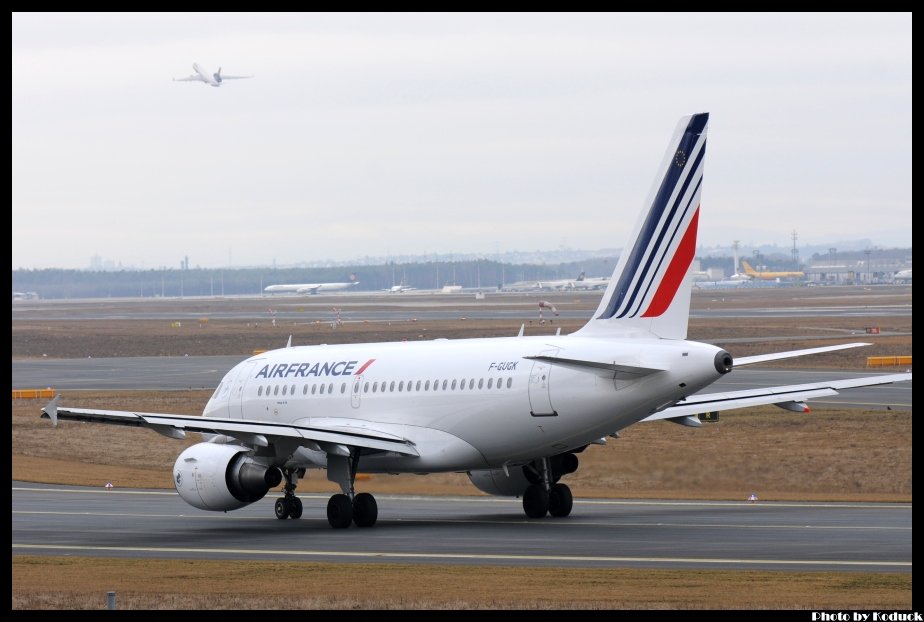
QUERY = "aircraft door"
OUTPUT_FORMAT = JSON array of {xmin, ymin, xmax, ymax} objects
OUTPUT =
[
  {"xmin": 351, "ymin": 375, "xmax": 362, "ymax": 408},
  {"xmin": 228, "ymin": 361, "xmax": 258, "ymax": 419},
  {"xmin": 528, "ymin": 349, "xmax": 558, "ymax": 416}
]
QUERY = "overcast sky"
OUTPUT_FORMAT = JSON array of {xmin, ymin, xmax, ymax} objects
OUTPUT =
[{"xmin": 12, "ymin": 12, "xmax": 911, "ymax": 270}]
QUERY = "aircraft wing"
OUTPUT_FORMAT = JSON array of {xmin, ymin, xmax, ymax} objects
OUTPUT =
[
  {"xmin": 641, "ymin": 372, "xmax": 912, "ymax": 422},
  {"xmin": 173, "ymin": 75, "xmax": 205, "ymax": 82},
  {"xmin": 295, "ymin": 285, "xmax": 321, "ymax": 294},
  {"xmin": 220, "ymin": 75, "xmax": 253, "ymax": 80},
  {"xmin": 733, "ymin": 343, "xmax": 871, "ymax": 366},
  {"xmin": 40, "ymin": 398, "xmax": 418, "ymax": 457}
]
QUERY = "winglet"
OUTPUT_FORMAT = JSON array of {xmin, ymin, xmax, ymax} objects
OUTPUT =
[
  {"xmin": 286, "ymin": 335, "xmax": 293, "ymax": 349},
  {"xmin": 517, "ymin": 324, "xmax": 525, "ymax": 337},
  {"xmin": 42, "ymin": 395, "xmax": 61, "ymax": 427}
]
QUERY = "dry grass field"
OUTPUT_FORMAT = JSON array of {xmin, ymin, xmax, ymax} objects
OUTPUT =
[{"xmin": 11, "ymin": 285, "xmax": 913, "ymax": 609}]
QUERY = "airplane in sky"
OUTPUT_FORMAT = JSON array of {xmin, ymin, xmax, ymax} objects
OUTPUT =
[
  {"xmin": 740, "ymin": 260, "xmax": 805, "ymax": 280},
  {"xmin": 173, "ymin": 63, "xmax": 253, "ymax": 87},
  {"xmin": 264, "ymin": 281, "xmax": 360, "ymax": 295},
  {"xmin": 42, "ymin": 113, "xmax": 910, "ymax": 529}
]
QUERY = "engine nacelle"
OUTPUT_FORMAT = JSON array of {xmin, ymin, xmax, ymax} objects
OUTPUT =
[
  {"xmin": 173, "ymin": 442, "xmax": 282, "ymax": 511},
  {"xmin": 468, "ymin": 467, "xmax": 533, "ymax": 497}
]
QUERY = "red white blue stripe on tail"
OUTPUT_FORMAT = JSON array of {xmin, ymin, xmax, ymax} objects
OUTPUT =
[{"xmin": 579, "ymin": 113, "xmax": 708, "ymax": 340}]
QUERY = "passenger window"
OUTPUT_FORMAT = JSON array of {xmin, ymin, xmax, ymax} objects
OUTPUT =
[
  {"xmin": 507, "ymin": 377, "xmax": 513, "ymax": 389},
  {"xmin": 487, "ymin": 378, "xmax": 493, "ymax": 389},
  {"xmin": 389, "ymin": 381, "xmax": 395, "ymax": 392},
  {"xmin": 257, "ymin": 386, "xmax": 263, "ymax": 396},
  {"xmin": 451, "ymin": 379, "xmax": 457, "ymax": 390},
  {"xmin": 373, "ymin": 382, "xmax": 378, "ymax": 392},
  {"xmin": 282, "ymin": 385, "xmax": 287, "ymax": 396},
  {"xmin": 442, "ymin": 379, "xmax": 448, "ymax": 390},
  {"xmin": 312, "ymin": 385, "xmax": 317, "ymax": 395},
  {"xmin": 364, "ymin": 382, "xmax": 370, "ymax": 393},
  {"xmin": 416, "ymin": 380, "xmax": 421, "ymax": 391},
  {"xmin": 274, "ymin": 385, "xmax": 279, "ymax": 396},
  {"xmin": 320, "ymin": 384, "xmax": 325, "ymax": 395},
  {"xmin": 425, "ymin": 380, "xmax": 430, "ymax": 391},
  {"xmin": 478, "ymin": 379, "xmax": 484, "ymax": 389},
  {"xmin": 328, "ymin": 383, "xmax": 333, "ymax": 394},
  {"xmin": 399, "ymin": 381, "xmax": 405, "ymax": 392},
  {"xmin": 291, "ymin": 384, "xmax": 296, "ymax": 395},
  {"xmin": 460, "ymin": 378, "xmax": 466, "ymax": 390},
  {"xmin": 341, "ymin": 383, "xmax": 346, "ymax": 394}
]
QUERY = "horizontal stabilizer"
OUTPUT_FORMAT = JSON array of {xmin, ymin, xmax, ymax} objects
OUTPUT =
[
  {"xmin": 734, "ymin": 343, "xmax": 871, "ymax": 366},
  {"xmin": 641, "ymin": 372, "xmax": 911, "ymax": 422},
  {"xmin": 524, "ymin": 355, "xmax": 664, "ymax": 379}
]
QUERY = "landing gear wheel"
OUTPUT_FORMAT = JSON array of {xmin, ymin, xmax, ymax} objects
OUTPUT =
[
  {"xmin": 522, "ymin": 484, "xmax": 550, "ymax": 518},
  {"xmin": 352, "ymin": 492, "xmax": 378, "ymax": 527},
  {"xmin": 327, "ymin": 493, "xmax": 353, "ymax": 529},
  {"xmin": 289, "ymin": 496, "xmax": 303, "ymax": 519},
  {"xmin": 548, "ymin": 483, "xmax": 573, "ymax": 517},
  {"xmin": 274, "ymin": 497, "xmax": 288, "ymax": 520}
]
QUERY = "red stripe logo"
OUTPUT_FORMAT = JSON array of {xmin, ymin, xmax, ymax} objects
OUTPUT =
[
  {"xmin": 641, "ymin": 207, "xmax": 699, "ymax": 318},
  {"xmin": 354, "ymin": 358, "xmax": 376, "ymax": 375}
]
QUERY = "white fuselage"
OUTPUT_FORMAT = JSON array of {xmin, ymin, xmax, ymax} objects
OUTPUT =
[
  {"xmin": 264, "ymin": 282, "xmax": 357, "ymax": 294},
  {"xmin": 203, "ymin": 335, "xmax": 726, "ymax": 473},
  {"xmin": 193, "ymin": 63, "xmax": 220, "ymax": 87}
]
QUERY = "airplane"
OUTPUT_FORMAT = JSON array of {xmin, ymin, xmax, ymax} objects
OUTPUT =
[
  {"xmin": 571, "ymin": 271, "xmax": 609, "ymax": 290},
  {"xmin": 537, "ymin": 271, "xmax": 609, "ymax": 291},
  {"xmin": 173, "ymin": 63, "xmax": 253, "ymax": 87},
  {"xmin": 385, "ymin": 285, "xmax": 416, "ymax": 293},
  {"xmin": 264, "ymin": 281, "xmax": 360, "ymax": 295},
  {"xmin": 41, "ymin": 113, "xmax": 911, "ymax": 529},
  {"xmin": 893, "ymin": 269, "xmax": 912, "ymax": 283},
  {"xmin": 740, "ymin": 260, "xmax": 804, "ymax": 280}
]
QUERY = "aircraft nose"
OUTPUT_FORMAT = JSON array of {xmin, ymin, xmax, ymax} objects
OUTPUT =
[{"xmin": 714, "ymin": 350, "xmax": 733, "ymax": 374}]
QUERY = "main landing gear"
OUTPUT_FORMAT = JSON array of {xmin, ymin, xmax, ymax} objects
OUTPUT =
[
  {"xmin": 326, "ymin": 450, "xmax": 377, "ymax": 529},
  {"xmin": 521, "ymin": 455, "xmax": 576, "ymax": 519},
  {"xmin": 271, "ymin": 454, "xmax": 378, "ymax": 529}
]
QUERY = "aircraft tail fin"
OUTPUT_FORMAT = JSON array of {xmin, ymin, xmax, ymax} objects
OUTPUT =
[
  {"xmin": 576, "ymin": 113, "xmax": 708, "ymax": 340},
  {"xmin": 741, "ymin": 260, "xmax": 757, "ymax": 275}
]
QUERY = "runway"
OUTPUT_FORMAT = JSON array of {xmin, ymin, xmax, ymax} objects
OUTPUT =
[
  {"xmin": 11, "ymin": 357, "xmax": 913, "ymax": 410},
  {"xmin": 11, "ymin": 483, "xmax": 910, "ymax": 572},
  {"xmin": 11, "ymin": 288, "xmax": 913, "ymax": 322}
]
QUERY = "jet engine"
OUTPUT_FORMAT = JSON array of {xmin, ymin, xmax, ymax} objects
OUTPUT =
[
  {"xmin": 173, "ymin": 442, "xmax": 282, "ymax": 511},
  {"xmin": 468, "ymin": 452, "xmax": 580, "ymax": 497},
  {"xmin": 468, "ymin": 466, "xmax": 533, "ymax": 497}
]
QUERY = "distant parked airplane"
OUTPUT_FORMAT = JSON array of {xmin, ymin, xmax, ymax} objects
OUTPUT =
[
  {"xmin": 173, "ymin": 63, "xmax": 253, "ymax": 87},
  {"xmin": 893, "ymin": 269, "xmax": 912, "ymax": 283},
  {"xmin": 538, "ymin": 271, "xmax": 609, "ymax": 291},
  {"xmin": 264, "ymin": 281, "xmax": 359, "ymax": 295},
  {"xmin": 740, "ymin": 260, "xmax": 804, "ymax": 280}
]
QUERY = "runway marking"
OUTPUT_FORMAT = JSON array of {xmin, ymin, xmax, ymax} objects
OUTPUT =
[
  {"xmin": 11, "ymin": 487, "xmax": 913, "ymax": 510},
  {"xmin": 11, "ymin": 510, "xmax": 910, "ymax": 532},
  {"xmin": 11, "ymin": 544, "xmax": 911, "ymax": 568}
]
